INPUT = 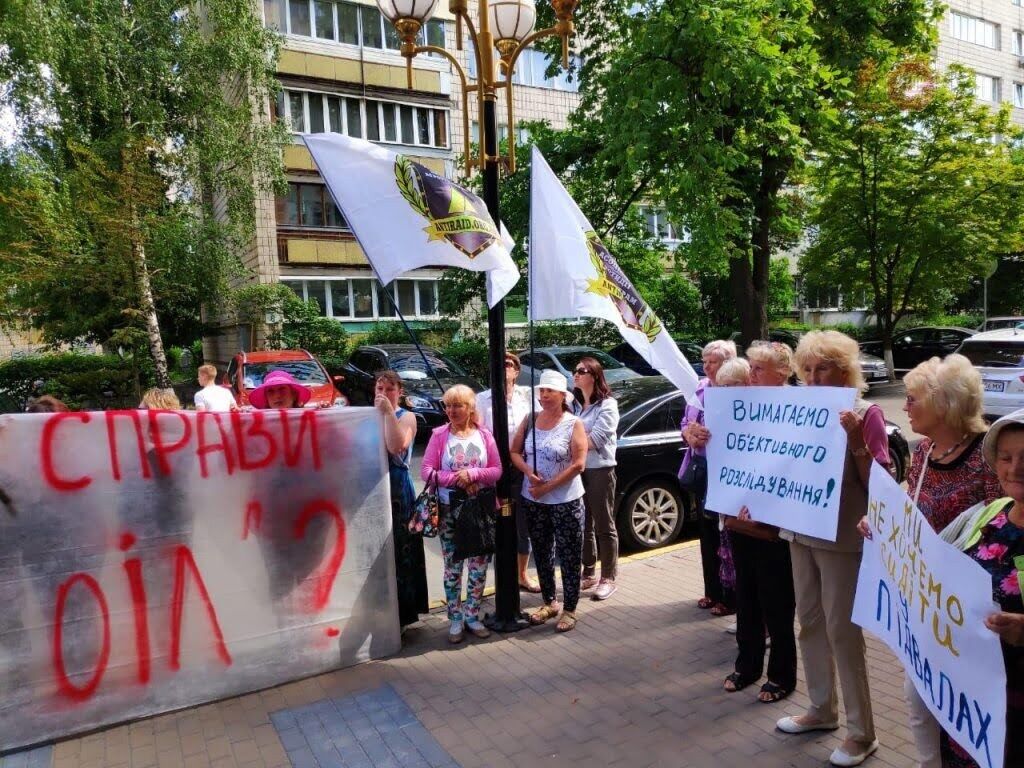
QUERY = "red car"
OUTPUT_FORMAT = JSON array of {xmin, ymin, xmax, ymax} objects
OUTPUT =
[{"xmin": 225, "ymin": 350, "xmax": 348, "ymax": 408}]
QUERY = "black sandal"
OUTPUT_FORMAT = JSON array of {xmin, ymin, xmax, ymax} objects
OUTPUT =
[
  {"xmin": 723, "ymin": 672, "xmax": 755, "ymax": 693},
  {"xmin": 758, "ymin": 681, "xmax": 793, "ymax": 703}
]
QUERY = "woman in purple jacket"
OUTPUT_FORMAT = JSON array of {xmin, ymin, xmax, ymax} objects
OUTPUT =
[
  {"xmin": 421, "ymin": 385, "xmax": 503, "ymax": 644},
  {"xmin": 679, "ymin": 339, "xmax": 738, "ymax": 617}
]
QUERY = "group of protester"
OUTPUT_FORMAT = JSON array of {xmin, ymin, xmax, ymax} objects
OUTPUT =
[{"xmin": 682, "ymin": 330, "xmax": 1024, "ymax": 768}]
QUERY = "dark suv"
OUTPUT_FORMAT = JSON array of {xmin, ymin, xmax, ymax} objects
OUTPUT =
[{"xmin": 340, "ymin": 345, "xmax": 483, "ymax": 436}]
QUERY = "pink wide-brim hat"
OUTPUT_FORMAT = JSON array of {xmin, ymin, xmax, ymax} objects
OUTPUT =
[{"xmin": 248, "ymin": 370, "xmax": 312, "ymax": 409}]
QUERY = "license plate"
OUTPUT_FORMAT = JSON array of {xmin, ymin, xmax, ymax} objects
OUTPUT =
[{"xmin": 984, "ymin": 380, "xmax": 1006, "ymax": 393}]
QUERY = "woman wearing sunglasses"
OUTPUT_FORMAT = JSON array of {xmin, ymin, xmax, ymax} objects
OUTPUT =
[{"xmin": 572, "ymin": 357, "xmax": 620, "ymax": 601}]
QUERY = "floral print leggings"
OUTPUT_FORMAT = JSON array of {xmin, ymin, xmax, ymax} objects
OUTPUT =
[
  {"xmin": 522, "ymin": 497, "xmax": 586, "ymax": 612},
  {"xmin": 439, "ymin": 505, "xmax": 490, "ymax": 624}
]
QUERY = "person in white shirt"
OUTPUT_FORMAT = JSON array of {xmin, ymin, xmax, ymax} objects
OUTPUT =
[
  {"xmin": 193, "ymin": 364, "xmax": 237, "ymax": 412},
  {"xmin": 477, "ymin": 353, "xmax": 541, "ymax": 593}
]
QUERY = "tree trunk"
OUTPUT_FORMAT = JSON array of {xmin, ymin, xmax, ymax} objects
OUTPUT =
[
  {"xmin": 130, "ymin": 206, "xmax": 170, "ymax": 389},
  {"xmin": 729, "ymin": 253, "xmax": 768, "ymax": 348}
]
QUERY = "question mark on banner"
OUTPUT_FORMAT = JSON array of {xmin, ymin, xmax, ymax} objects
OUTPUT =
[{"xmin": 824, "ymin": 478, "xmax": 836, "ymax": 507}]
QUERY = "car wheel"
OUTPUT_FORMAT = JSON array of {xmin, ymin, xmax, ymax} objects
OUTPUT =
[
  {"xmin": 619, "ymin": 479, "xmax": 686, "ymax": 551},
  {"xmin": 888, "ymin": 443, "xmax": 906, "ymax": 484}
]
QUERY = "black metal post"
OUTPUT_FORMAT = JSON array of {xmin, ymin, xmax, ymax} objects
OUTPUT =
[{"xmin": 481, "ymin": 96, "xmax": 527, "ymax": 632}]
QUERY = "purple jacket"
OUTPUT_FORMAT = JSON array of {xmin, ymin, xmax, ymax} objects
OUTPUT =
[
  {"xmin": 420, "ymin": 423, "xmax": 503, "ymax": 489},
  {"xmin": 677, "ymin": 378, "xmax": 709, "ymax": 480}
]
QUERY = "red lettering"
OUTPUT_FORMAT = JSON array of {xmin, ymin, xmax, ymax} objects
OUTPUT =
[
  {"xmin": 105, "ymin": 410, "xmax": 151, "ymax": 482},
  {"xmin": 294, "ymin": 500, "xmax": 346, "ymax": 612},
  {"xmin": 53, "ymin": 573, "xmax": 110, "ymax": 701},
  {"xmin": 281, "ymin": 410, "xmax": 322, "ymax": 470},
  {"xmin": 123, "ymin": 556, "xmax": 151, "ymax": 685},
  {"xmin": 242, "ymin": 501, "xmax": 262, "ymax": 540},
  {"xmin": 147, "ymin": 410, "xmax": 193, "ymax": 476},
  {"xmin": 195, "ymin": 412, "xmax": 236, "ymax": 479},
  {"xmin": 231, "ymin": 411, "xmax": 277, "ymax": 471},
  {"xmin": 40, "ymin": 412, "xmax": 92, "ymax": 492},
  {"xmin": 169, "ymin": 545, "xmax": 232, "ymax": 670}
]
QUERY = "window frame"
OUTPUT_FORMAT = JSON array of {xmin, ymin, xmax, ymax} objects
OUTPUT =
[{"xmin": 279, "ymin": 277, "xmax": 441, "ymax": 321}]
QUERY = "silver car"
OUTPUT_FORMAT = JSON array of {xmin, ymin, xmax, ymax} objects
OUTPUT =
[{"xmin": 515, "ymin": 346, "xmax": 643, "ymax": 388}]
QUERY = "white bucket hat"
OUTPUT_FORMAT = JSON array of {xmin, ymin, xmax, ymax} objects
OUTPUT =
[
  {"xmin": 537, "ymin": 369, "xmax": 573, "ymax": 402},
  {"xmin": 983, "ymin": 408, "xmax": 1024, "ymax": 469}
]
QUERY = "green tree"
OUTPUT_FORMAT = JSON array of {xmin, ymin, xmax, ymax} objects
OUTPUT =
[
  {"xmin": 0, "ymin": 0, "xmax": 286, "ymax": 386},
  {"xmin": 800, "ymin": 60, "xmax": 1024, "ymax": 369},
  {"xmin": 563, "ymin": 0, "xmax": 935, "ymax": 346}
]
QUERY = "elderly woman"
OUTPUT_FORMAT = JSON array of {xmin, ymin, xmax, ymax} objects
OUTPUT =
[
  {"xmin": 511, "ymin": 369, "xmax": 588, "ymax": 632},
  {"xmin": 421, "ymin": 385, "xmax": 502, "ymax": 644},
  {"xmin": 776, "ymin": 331, "xmax": 890, "ymax": 768},
  {"xmin": 574, "ymin": 356, "xmax": 620, "ymax": 601},
  {"xmin": 937, "ymin": 410, "xmax": 1024, "ymax": 768},
  {"xmin": 724, "ymin": 343, "xmax": 797, "ymax": 704},
  {"xmin": 680, "ymin": 339, "xmax": 739, "ymax": 616},
  {"xmin": 858, "ymin": 354, "xmax": 1000, "ymax": 768},
  {"xmin": 375, "ymin": 370, "xmax": 429, "ymax": 630}
]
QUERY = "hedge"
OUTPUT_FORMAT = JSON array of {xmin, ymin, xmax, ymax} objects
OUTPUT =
[{"xmin": 0, "ymin": 353, "xmax": 150, "ymax": 412}]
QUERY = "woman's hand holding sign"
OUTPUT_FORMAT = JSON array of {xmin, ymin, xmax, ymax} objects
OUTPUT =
[
  {"xmin": 683, "ymin": 422, "xmax": 711, "ymax": 449},
  {"xmin": 856, "ymin": 515, "xmax": 872, "ymax": 540}
]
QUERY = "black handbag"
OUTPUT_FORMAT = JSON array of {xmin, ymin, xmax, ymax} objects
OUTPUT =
[
  {"xmin": 679, "ymin": 453, "xmax": 707, "ymax": 490},
  {"xmin": 408, "ymin": 470, "xmax": 440, "ymax": 538},
  {"xmin": 451, "ymin": 487, "xmax": 497, "ymax": 560}
]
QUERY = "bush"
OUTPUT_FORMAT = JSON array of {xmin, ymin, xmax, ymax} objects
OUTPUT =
[
  {"xmin": 0, "ymin": 353, "xmax": 149, "ymax": 411},
  {"xmin": 442, "ymin": 340, "xmax": 491, "ymax": 384},
  {"xmin": 511, "ymin": 319, "xmax": 622, "ymax": 351},
  {"xmin": 356, "ymin": 320, "xmax": 461, "ymax": 350}
]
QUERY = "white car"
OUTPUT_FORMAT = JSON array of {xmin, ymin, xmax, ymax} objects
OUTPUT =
[{"xmin": 956, "ymin": 328, "xmax": 1024, "ymax": 419}]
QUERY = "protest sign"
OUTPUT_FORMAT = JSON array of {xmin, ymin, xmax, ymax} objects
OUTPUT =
[
  {"xmin": 0, "ymin": 408, "xmax": 398, "ymax": 751},
  {"xmin": 852, "ymin": 463, "xmax": 1006, "ymax": 768},
  {"xmin": 703, "ymin": 385, "xmax": 855, "ymax": 541}
]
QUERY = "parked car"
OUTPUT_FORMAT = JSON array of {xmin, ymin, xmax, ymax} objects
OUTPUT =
[
  {"xmin": 955, "ymin": 328, "xmax": 1024, "ymax": 420},
  {"xmin": 860, "ymin": 326, "xmax": 975, "ymax": 372},
  {"xmin": 515, "ymin": 346, "xmax": 643, "ymax": 388},
  {"xmin": 609, "ymin": 376, "xmax": 911, "ymax": 551},
  {"xmin": 976, "ymin": 316, "xmax": 1024, "ymax": 333},
  {"xmin": 731, "ymin": 330, "xmax": 891, "ymax": 385},
  {"xmin": 606, "ymin": 340, "xmax": 705, "ymax": 378},
  {"xmin": 340, "ymin": 345, "xmax": 483, "ymax": 435},
  {"xmin": 226, "ymin": 349, "xmax": 348, "ymax": 408}
]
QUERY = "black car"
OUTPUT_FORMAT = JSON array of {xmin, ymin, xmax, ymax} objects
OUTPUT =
[
  {"xmin": 609, "ymin": 377, "xmax": 911, "ymax": 551},
  {"xmin": 340, "ymin": 345, "xmax": 483, "ymax": 436},
  {"xmin": 860, "ymin": 326, "xmax": 975, "ymax": 372},
  {"xmin": 607, "ymin": 341, "xmax": 706, "ymax": 378}
]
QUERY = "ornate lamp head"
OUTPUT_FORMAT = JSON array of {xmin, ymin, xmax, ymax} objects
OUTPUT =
[
  {"xmin": 376, "ymin": 0, "xmax": 439, "ymax": 55},
  {"xmin": 490, "ymin": 0, "xmax": 537, "ymax": 61}
]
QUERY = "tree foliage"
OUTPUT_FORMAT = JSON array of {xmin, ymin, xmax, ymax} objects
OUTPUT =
[
  {"xmin": 800, "ymin": 60, "xmax": 1024, "ymax": 365},
  {"xmin": 0, "ymin": 0, "xmax": 286, "ymax": 384}
]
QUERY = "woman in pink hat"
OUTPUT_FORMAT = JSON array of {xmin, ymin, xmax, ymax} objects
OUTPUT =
[{"xmin": 249, "ymin": 370, "xmax": 312, "ymax": 409}]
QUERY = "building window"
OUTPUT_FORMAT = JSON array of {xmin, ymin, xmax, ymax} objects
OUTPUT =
[
  {"xmin": 264, "ymin": 0, "xmax": 445, "ymax": 54},
  {"xmin": 280, "ymin": 89, "xmax": 449, "ymax": 148},
  {"xmin": 281, "ymin": 277, "xmax": 441, "ymax": 320},
  {"xmin": 975, "ymin": 73, "xmax": 1001, "ymax": 103},
  {"xmin": 1015, "ymin": 83, "xmax": 1024, "ymax": 109},
  {"xmin": 465, "ymin": 40, "xmax": 579, "ymax": 92},
  {"xmin": 637, "ymin": 206, "xmax": 683, "ymax": 242},
  {"xmin": 1014, "ymin": 30, "xmax": 1023, "ymax": 56},
  {"xmin": 950, "ymin": 12, "xmax": 1000, "ymax": 49},
  {"xmin": 276, "ymin": 182, "xmax": 348, "ymax": 229}
]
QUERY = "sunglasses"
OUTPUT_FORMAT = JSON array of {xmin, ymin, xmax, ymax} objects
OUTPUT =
[
  {"xmin": 573, "ymin": 367, "xmax": 591, "ymax": 376},
  {"xmin": 504, "ymin": 361, "xmax": 517, "ymax": 369}
]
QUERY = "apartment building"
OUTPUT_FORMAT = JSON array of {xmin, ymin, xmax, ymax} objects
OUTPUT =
[
  {"xmin": 202, "ymin": 0, "xmax": 581, "ymax": 365},
  {"xmin": 936, "ymin": 1, "xmax": 1024, "ymax": 123}
]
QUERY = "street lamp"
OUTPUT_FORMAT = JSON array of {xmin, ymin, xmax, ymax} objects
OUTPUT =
[{"xmin": 376, "ymin": 0, "xmax": 578, "ymax": 631}]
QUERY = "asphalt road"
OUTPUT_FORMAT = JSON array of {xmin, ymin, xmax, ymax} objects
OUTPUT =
[{"xmin": 409, "ymin": 379, "xmax": 918, "ymax": 608}]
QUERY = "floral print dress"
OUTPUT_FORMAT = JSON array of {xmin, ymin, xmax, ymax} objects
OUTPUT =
[{"xmin": 947, "ymin": 501, "xmax": 1024, "ymax": 767}]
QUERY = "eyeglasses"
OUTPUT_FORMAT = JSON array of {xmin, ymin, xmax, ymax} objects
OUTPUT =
[
  {"xmin": 573, "ymin": 368, "xmax": 591, "ymax": 376},
  {"xmin": 905, "ymin": 395, "xmax": 918, "ymax": 407}
]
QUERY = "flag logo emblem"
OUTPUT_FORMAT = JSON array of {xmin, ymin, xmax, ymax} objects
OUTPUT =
[
  {"xmin": 395, "ymin": 156, "xmax": 498, "ymax": 258},
  {"xmin": 584, "ymin": 231, "xmax": 663, "ymax": 343}
]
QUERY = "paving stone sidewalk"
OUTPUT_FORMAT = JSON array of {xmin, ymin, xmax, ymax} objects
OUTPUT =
[{"xmin": 4, "ymin": 542, "xmax": 920, "ymax": 768}]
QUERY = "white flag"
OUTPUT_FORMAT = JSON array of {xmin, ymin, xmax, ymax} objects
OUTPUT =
[
  {"xmin": 303, "ymin": 133, "xmax": 519, "ymax": 307},
  {"xmin": 529, "ymin": 147, "xmax": 699, "ymax": 399}
]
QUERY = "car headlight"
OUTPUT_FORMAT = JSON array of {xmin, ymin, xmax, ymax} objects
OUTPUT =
[
  {"xmin": 333, "ymin": 396, "xmax": 348, "ymax": 407},
  {"xmin": 405, "ymin": 395, "xmax": 433, "ymax": 410}
]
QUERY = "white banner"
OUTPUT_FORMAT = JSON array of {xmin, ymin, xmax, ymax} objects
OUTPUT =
[
  {"xmin": 0, "ymin": 408, "xmax": 399, "ymax": 751},
  {"xmin": 853, "ymin": 463, "xmax": 1005, "ymax": 768},
  {"xmin": 704, "ymin": 385, "xmax": 855, "ymax": 540},
  {"xmin": 528, "ymin": 147, "xmax": 699, "ymax": 400},
  {"xmin": 303, "ymin": 133, "xmax": 518, "ymax": 307}
]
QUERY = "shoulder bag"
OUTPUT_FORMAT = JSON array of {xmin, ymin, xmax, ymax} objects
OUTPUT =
[{"xmin": 408, "ymin": 469, "xmax": 440, "ymax": 538}]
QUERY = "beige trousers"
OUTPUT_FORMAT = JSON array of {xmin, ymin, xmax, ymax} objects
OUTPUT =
[
  {"xmin": 904, "ymin": 673, "xmax": 941, "ymax": 768},
  {"xmin": 790, "ymin": 542, "xmax": 876, "ymax": 744}
]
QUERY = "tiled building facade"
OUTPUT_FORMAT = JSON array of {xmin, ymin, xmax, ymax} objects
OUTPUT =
[{"xmin": 203, "ymin": 0, "xmax": 582, "ymax": 366}]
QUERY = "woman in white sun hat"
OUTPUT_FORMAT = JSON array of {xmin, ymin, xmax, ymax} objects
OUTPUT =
[{"xmin": 510, "ymin": 369, "xmax": 588, "ymax": 632}]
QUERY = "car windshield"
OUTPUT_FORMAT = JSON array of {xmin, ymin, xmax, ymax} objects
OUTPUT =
[
  {"xmin": 957, "ymin": 340, "xmax": 1024, "ymax": 368},
  {"xmin": 611, "ymin": 378, "xmax": 677, "ymax": 415},
  {"xmin": 985, "ymin": 318, "xmax": 1024, "ymax": 331},
  {"xmin": 390, "ymin": 353, "xmax": 467, "ymax": 379},
  {"xmin": 554, "ymin": 350, "xmax": 625, "ymax": 370},
  {"xmin": 243, "ymin": 361, "xmax": 327, "ymax": 388}
]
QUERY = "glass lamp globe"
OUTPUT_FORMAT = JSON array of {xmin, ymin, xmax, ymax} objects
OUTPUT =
[
  {"xmin": 489, "ymin": 0, "xmax": 537, "ymax": 45},
  {"xmin": 376, "ymin": 0, "xmax": 438, "ymax": 23}
]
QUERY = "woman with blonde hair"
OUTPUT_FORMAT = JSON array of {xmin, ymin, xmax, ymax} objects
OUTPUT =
[
  {"xmin": 680, "ymin": 339, "xmax": 739, "ymax": 617},
  {"xmin": 858, "ymin": 354, "xmax": 999, "ymax": 768},
  {"xmin": 421, "ymin": 384, "xmax": 502, "ymax": 644},
  {"xmin": 139, "ymin": 387, "xmax": 182, "ymax": 410},
  {"xmin": 777, "ymin": 330, "xmax": 890, "ymax": 767}
]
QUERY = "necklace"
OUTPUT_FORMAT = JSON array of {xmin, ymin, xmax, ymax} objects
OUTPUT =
[{"xmin": 929, "ymin": 434, "xmax": 968, "ymax": 463}]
